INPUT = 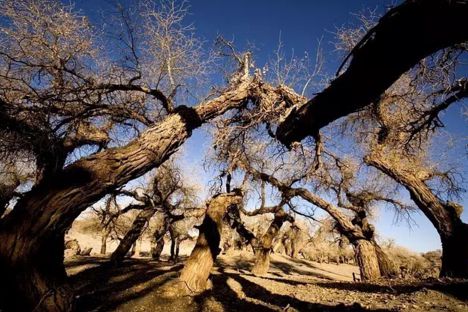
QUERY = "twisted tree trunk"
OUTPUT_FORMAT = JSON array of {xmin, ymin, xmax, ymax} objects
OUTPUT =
[
  {"xmin": 0, "ymin": 72, "xmax": 252, "ymax": 311},
  {"xmin": 373, "ymin": 241, "xmax": 398, "ymax": 278},
  {"xmin": 251, "ymin": 209, "xmax": 292, "ymax": 276},
  {"xmin": 178, "ymin": 191, "xmax": 243, "ymax": 294},
  {"xmin": 110, "ymin": 208, "xmax": 155, "ymax": 264}
]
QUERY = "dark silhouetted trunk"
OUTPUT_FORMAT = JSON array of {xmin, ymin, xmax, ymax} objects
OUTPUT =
[
  {"xmin": 152, "ymin": 238, "xmax": 165, "ymax": 260},
  {"xmin": 0, "ymin": 231, "xmax": 73, "ymax": 312},
  {"xmin": 440, "ymin": 222, "xmax": 468, "ymax": 277},
  {"xmin": 179, "ymin": 191, "xmax": 243, "ymax": 293},
  {"xmin": 277, "ymin": 0, "xmax": 468, "ymax": 146},
  {"xmin": 353, "ymin": 239, "xmax": 381, "ymax": 281},
  {"xmin": 110, "ymin": 208, "xmax": 155, "ymax": 264},
  {"xmin": 169, "ymin": 227, "xmax": 180, "ymax": 262},
  {"xmin": 252, "ymin": 210, "xmax": 291, "ymax": 276}
]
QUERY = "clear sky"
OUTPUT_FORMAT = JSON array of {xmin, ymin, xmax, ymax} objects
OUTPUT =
[{"xmin": 73, "ymin": 0, "xmax": 467, "ymax": 253}]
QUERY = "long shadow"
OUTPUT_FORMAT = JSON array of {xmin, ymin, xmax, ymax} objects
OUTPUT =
[
  {"xmin": 269, "ymin": 260, "xmax": 333, "ymax": 280},
  {"xmin": 71, "ymin": 259, "xmax": 183, "ymax": 311},
  {"xmin": 284, "ymin": 256, "xmax": 355, "ymax": 280},
  {"xmin": 316, "ymin": 279, "xmax": 468, "ymax": 302},
  {"xmin": 228, "ymin": 272, "xmax": 391, "ymax": 311},
  {"xmin": 195, "ymin": 268, "xmax": 274, "ymax": 312}
]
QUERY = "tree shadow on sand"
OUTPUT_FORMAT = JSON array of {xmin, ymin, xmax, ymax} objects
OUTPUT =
[
  {"xmin": 315, "ymin": 279, "xmax": 468, "ymax": 302},
  {"xmin": 69, "ymin": 258, "xmax": 183, "ymax": 311},
  {"xmin": 196, "ymin": 269, "xmax": 392, "ymax": 312}
]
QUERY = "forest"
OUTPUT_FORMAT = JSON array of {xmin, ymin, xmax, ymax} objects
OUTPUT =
[{"xmin": 0, "ymin": 0, "xmax": 467, "ymax": 311}]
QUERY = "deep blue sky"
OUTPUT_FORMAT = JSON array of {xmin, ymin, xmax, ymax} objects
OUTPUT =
[{"xmin": 73, "ymin": 0, "xmax": 467, "ymax": 253}]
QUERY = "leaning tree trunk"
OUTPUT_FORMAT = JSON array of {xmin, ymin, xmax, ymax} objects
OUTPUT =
[
  {"xmin": 251, "ymin": 209, "xmax": 291, "ymax": 276},
  {"xmin": 276, "ymin": 0, "xmax": 468, "ymax": 146},
  {"xmin": 178, "ymin": 191, "xmax": 243, "ymax": 294},
  {"xmin": 0, "ymin": 62, "xmax": 253, "ymax": 311},
  {"xmin": 353, "ymin": 239, "xmax": 381, "ymax": 281},
  {"xmin": 373, "ymin": 241, "xmax": 398, "ymax": 278},
  {"xmin": 110, "ymin": 208, "xmax": 155, "ymax": 264},
  {"xmin": 366, "ymin": 154, "xmax": 468, "ymax": 278}
]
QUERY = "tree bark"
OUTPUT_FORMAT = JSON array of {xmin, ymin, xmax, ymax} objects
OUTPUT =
[
  {"xmin": 373, "ymin": 240, "xmax": 398, "ymax": 278},
  {"xmin": 100, "ymin": 227, "xmax": 111, "ymax": 255},
  {"xmin": 440, "ymin": 222, "xmax": 468, "ymax": 277},
  {"xmin": 353, "ymin": 239, "xmax": 381, "ymax": 281},
  {"xmin": 366, "ymin": 155, "xmax": 468, "ymax": 278},
  {"xmin": 110, "ymin": 208, "xmax": 155, "ymax": 264},
  {"xmin": 0, "ymin": 58, "xmax": 255, "ymax": 311},
  {"xmin": 151, "ymin": 222, "xmax": 169, "ymax": 260},
  {"xmin": 178, "ymin": 191, "xmax": 243, "ymax": 293},
  {"xmin": 0, "ymin": 233, "xmax": 73, "ymax": 312},
  {"xmin": 276, "ymin": 0, "xmax": 468, "ymax": 146},
  {"xmin": 251, "ymin": 209, "xmax": 291, "ymax": 276}
]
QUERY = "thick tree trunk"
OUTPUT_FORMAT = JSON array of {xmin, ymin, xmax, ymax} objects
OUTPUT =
[
  {"xmin": 440, "ymin": 222, "xmax": 468, "ymax": 278},
  {"xmin": 0, "ymin": 232, "xmax": 73, "ymax": 312},
  {"xmin": 366, "ymin": 155, "xmax": 468, "ymax": 278},
  {"xmin": 100, "ymin": 227, "xmax": 111, "ymax": 255},
  {"xmin": 252, "ymin": 210, "xmax": 291, "ymax": 276},
  {"xmin": 178, "ymin": 191, "xmax": 243, "ymax": 293},
  {"xmin": 353, "ymin": 239, "xmax": 381, "ymax": 281},
  {"xmin": 0, "ymin": 63, "xmax": 253, "ymax": 311},
  {"xmin": 276, "ymin": 0, "xmax": 468, "ymax": 146},
  {"xmin": 110, "ymin": 208, "xmax": 155, "ymax": 264},
  {"xmin": 373, "ymin": 241, "xmax": 398, "ymax": 278}
]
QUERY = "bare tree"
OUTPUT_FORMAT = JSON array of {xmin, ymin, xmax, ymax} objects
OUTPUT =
[
  {"xmin": 276, "ymin": 0, "xmax": 468, "ymax": 146},
  {"xmin": 0, "ymin": 0, "xmax": 313, "ymax": 309}
]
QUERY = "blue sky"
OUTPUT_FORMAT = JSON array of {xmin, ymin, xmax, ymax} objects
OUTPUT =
[{"xmin": 73, "ymin": 0, "xmax": 467, "ymax": 253}]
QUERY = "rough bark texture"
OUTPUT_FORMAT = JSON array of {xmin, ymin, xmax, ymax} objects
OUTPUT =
[
  {"xmin": 110, "ymin": 208, "xmax": 155, "ymax": 264},
  {"xmin": 151, "ymin": 220, "xmax": 170, "ymax": 260},
  {"xmin": 374, "ymin": 241, "xmax": 399, "ymax": 278},
  {"xmin": 277, "ymin": 0, "xmax": 468, "ymax": 146},
  {"xmin": 178, "ymin": 191, "xmax": 243, "ymax": 294},
  {"xmin": 251, "ymin": 209, "xmax": 292, "ymax": 276},
  {"xmin": 366, "ymin": 155, "xmax": 468, "ymax": 278},
  {"xmin": 354, "ymin": 239, "xmax": 381, "ymax": 281},
  {"xmin": 0, "ymin": 74, "xmax": 252, "ymax": 311}
]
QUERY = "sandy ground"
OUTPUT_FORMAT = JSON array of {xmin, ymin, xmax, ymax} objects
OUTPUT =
[{"xmin": 66, "ymin": 250, "xmax": 468, "ymax": 312}]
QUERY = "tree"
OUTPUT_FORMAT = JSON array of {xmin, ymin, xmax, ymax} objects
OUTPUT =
[
  {"xmin": 276, "ymin": 0, "xmax": 468, "ymax": 146},
  {"xmin": 0, "ymin": 1, "xmax": 295, "ymax": 310}
]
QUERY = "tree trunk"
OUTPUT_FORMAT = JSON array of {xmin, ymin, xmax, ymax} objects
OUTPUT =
[
  {"xmin": 110, "ymin": 208, "xmax": 155, "ymax": 264},
  {"xmin": 0, "ymin": 63, "xmax": 253, "ymax": 310},
  {"xmin": 169, "ymin": 227, "xmax": 180, "ymax": 262},
  {"xmin": 178, "ymin": 191, "xmax": 243, "ymax": 293},
  {"xmin": 373, "ymin": 241, "xmax": 398, "ymax": 278},
  {"xmin": 276, "ymin": 0, "xmax": 468, "ymax": 146},
  {"xmin": 440, "ymin": 222, "xmax": 468, "ymax": 278},
  {"xmin": 366, "ymin": 155, "xmax": 468, "ymax": 278},
  {"xmin": 0, "ymin": 231, "xmax": 73, "ymax": 312},
  {"xmin": 251, "ymin": 210, "xmax": 291, "ymax": 276},
  {"xmin": 353, "ymin": 239, "xmax": 381, "ymax": 281},
  {"xmin": 100, "ymin": 227, "xmax": 111, "ymax": 255},
  {"xmin": 152, "ymin": 238, "xmax": 165, "ymax": 260}
]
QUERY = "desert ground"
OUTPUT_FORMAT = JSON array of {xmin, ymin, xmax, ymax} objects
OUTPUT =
[{"xmin": 66, "ymin": 250, "xmax": 468, "ymax": 312}]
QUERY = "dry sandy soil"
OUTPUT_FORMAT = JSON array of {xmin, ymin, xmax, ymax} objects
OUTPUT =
[{"xmin": 66, "ymin": 250, "xmax": 468, "ymax": 312}]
